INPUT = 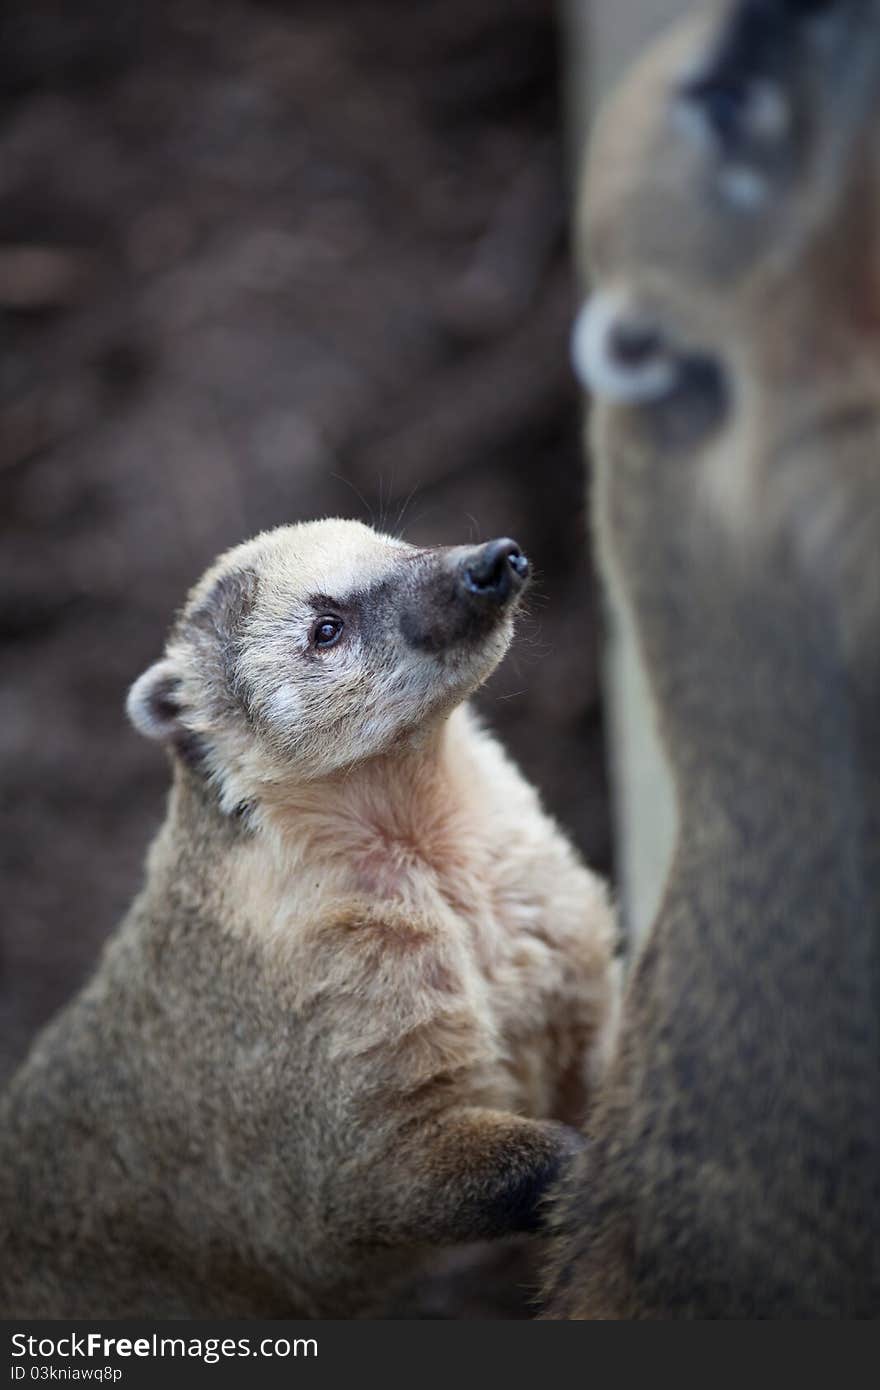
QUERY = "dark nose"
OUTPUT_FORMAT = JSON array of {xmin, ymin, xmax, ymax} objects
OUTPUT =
[{"xmin": 461, "ymin": 538, "xmax": 529, "ymax": 603}]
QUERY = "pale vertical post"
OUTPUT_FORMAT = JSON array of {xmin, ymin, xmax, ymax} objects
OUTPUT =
[{"xmin": 560, "ymin": 1, "xmax": 693, "ymax": 941}]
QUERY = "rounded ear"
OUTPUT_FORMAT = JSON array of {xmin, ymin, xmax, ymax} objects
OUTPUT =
[{"xmin": 126, "ymin": 658, "xmax": 186, "ymax": 742}]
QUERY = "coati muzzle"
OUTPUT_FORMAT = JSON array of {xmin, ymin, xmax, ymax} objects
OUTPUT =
[{"xmin": 399, "ymin": 537, "xmax": 529, "ymax": 653}]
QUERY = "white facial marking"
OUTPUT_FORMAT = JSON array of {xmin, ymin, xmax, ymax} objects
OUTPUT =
[
  {"xmin": 571, "ymin": 292, "xmax": 678, "ymax": 404},
  {"xmin": 264, "ymin": 680, "xmax": 302, "ymax": 729},
  {"xmin": 747, "ymin": 80, "xmax": 790, "ymax": 143},
  {"xmin": 718, "ymin": 163, "xmax": 769, "ymax": 209},
  {"xmin": 674, "ymin": 75, "xmax": 789, "ymax": 151},
  {"xmin": 671, "ymin": 89, "xmax": 717, "ymax": 154},
  {"xmin": 673, "ymin": 53, "xmax": 787, "ymax": 216}
]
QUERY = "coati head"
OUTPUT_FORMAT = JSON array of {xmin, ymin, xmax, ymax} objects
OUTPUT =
[
  {"xmin": 574, "ymin": 0, "xmax": 880, "ymax": 407},
  {"xmin": 571, "ymin": 0, "xmax": 880, "ymax": 762},
  {"xmin": 127, "ymin": 519, "xmax": 529, "ymax": 811}
]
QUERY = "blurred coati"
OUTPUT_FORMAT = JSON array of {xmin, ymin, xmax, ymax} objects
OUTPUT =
[
  {"xmin": 0, "ymin": 518, "xmax": 619, "ymax": 1317},
  {"xmin": 545, "ymin": 0, "xmax": 880, "ymax": 1318}
]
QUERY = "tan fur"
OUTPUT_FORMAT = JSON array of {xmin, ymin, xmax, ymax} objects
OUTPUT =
[
  {"xmin": 0, "ymin": 518, "xmax": 618, "ymax": 1317},
  {"xmin": 546, "ymin": 0, "xmax": 880, "ymax": 1318}
]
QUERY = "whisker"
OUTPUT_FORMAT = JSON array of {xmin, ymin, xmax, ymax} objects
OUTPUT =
[
  {"xmin": 464, "ymin": 511, "xmax": 482, "ymax": 542},
  {"xmin": 330, "ymin": 472, "xmax": 375, "ymax": 526},
  {"xmin": 394, "ymin": 484, "xmax": 421, "ymax": 539}
]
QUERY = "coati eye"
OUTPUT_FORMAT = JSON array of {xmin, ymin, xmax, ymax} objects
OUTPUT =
[{"xmin": 312, "ymin": 616, "xmax": 344, "ymax": 649}]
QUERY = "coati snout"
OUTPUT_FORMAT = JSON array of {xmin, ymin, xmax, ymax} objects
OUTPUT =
[
  {"xmin": 462, "ymin": 537, "xmax": 529, "ymax": 598},
  {"xmin": 399, "ymin": 537, "xmax": 529, "ymax": 655}
]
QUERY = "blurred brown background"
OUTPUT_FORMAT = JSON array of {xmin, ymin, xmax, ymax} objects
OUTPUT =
[{"xmin": 0, "ymin": 0, "xmax": 609, "ymax": 1086}]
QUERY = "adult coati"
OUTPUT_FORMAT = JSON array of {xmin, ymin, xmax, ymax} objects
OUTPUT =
[{"xmin": 546, "ymin": 0, "xmax": 880, "ymax": 1318}]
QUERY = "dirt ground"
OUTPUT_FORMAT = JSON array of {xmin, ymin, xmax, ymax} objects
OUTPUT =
[{"xmin": 0, "ymin": 0, "xmax": 609, "ymax": 1166}]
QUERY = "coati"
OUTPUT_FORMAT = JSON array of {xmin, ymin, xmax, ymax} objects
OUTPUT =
[
  {"xmin": 0, "ymin": 518, "xmax": 619, "ymax": 1317},
  {"xmin": 545, "ymin": 0, "xmax": 880, "ymax": 1317}
]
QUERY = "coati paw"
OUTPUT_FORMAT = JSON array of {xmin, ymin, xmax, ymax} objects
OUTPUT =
[
  {"xmin": 481, "ymin": 1120, "xmax": 588, "ymax": 1236},
  {"xmin": 382, "ymin": 1111, "xmax": 588, "ymax": 1246}
]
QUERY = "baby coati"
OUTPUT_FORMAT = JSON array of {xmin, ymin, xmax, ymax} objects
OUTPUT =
[{"xmin": 0, "ymin": 519, "xmax": 618, "ymax": 1317}]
